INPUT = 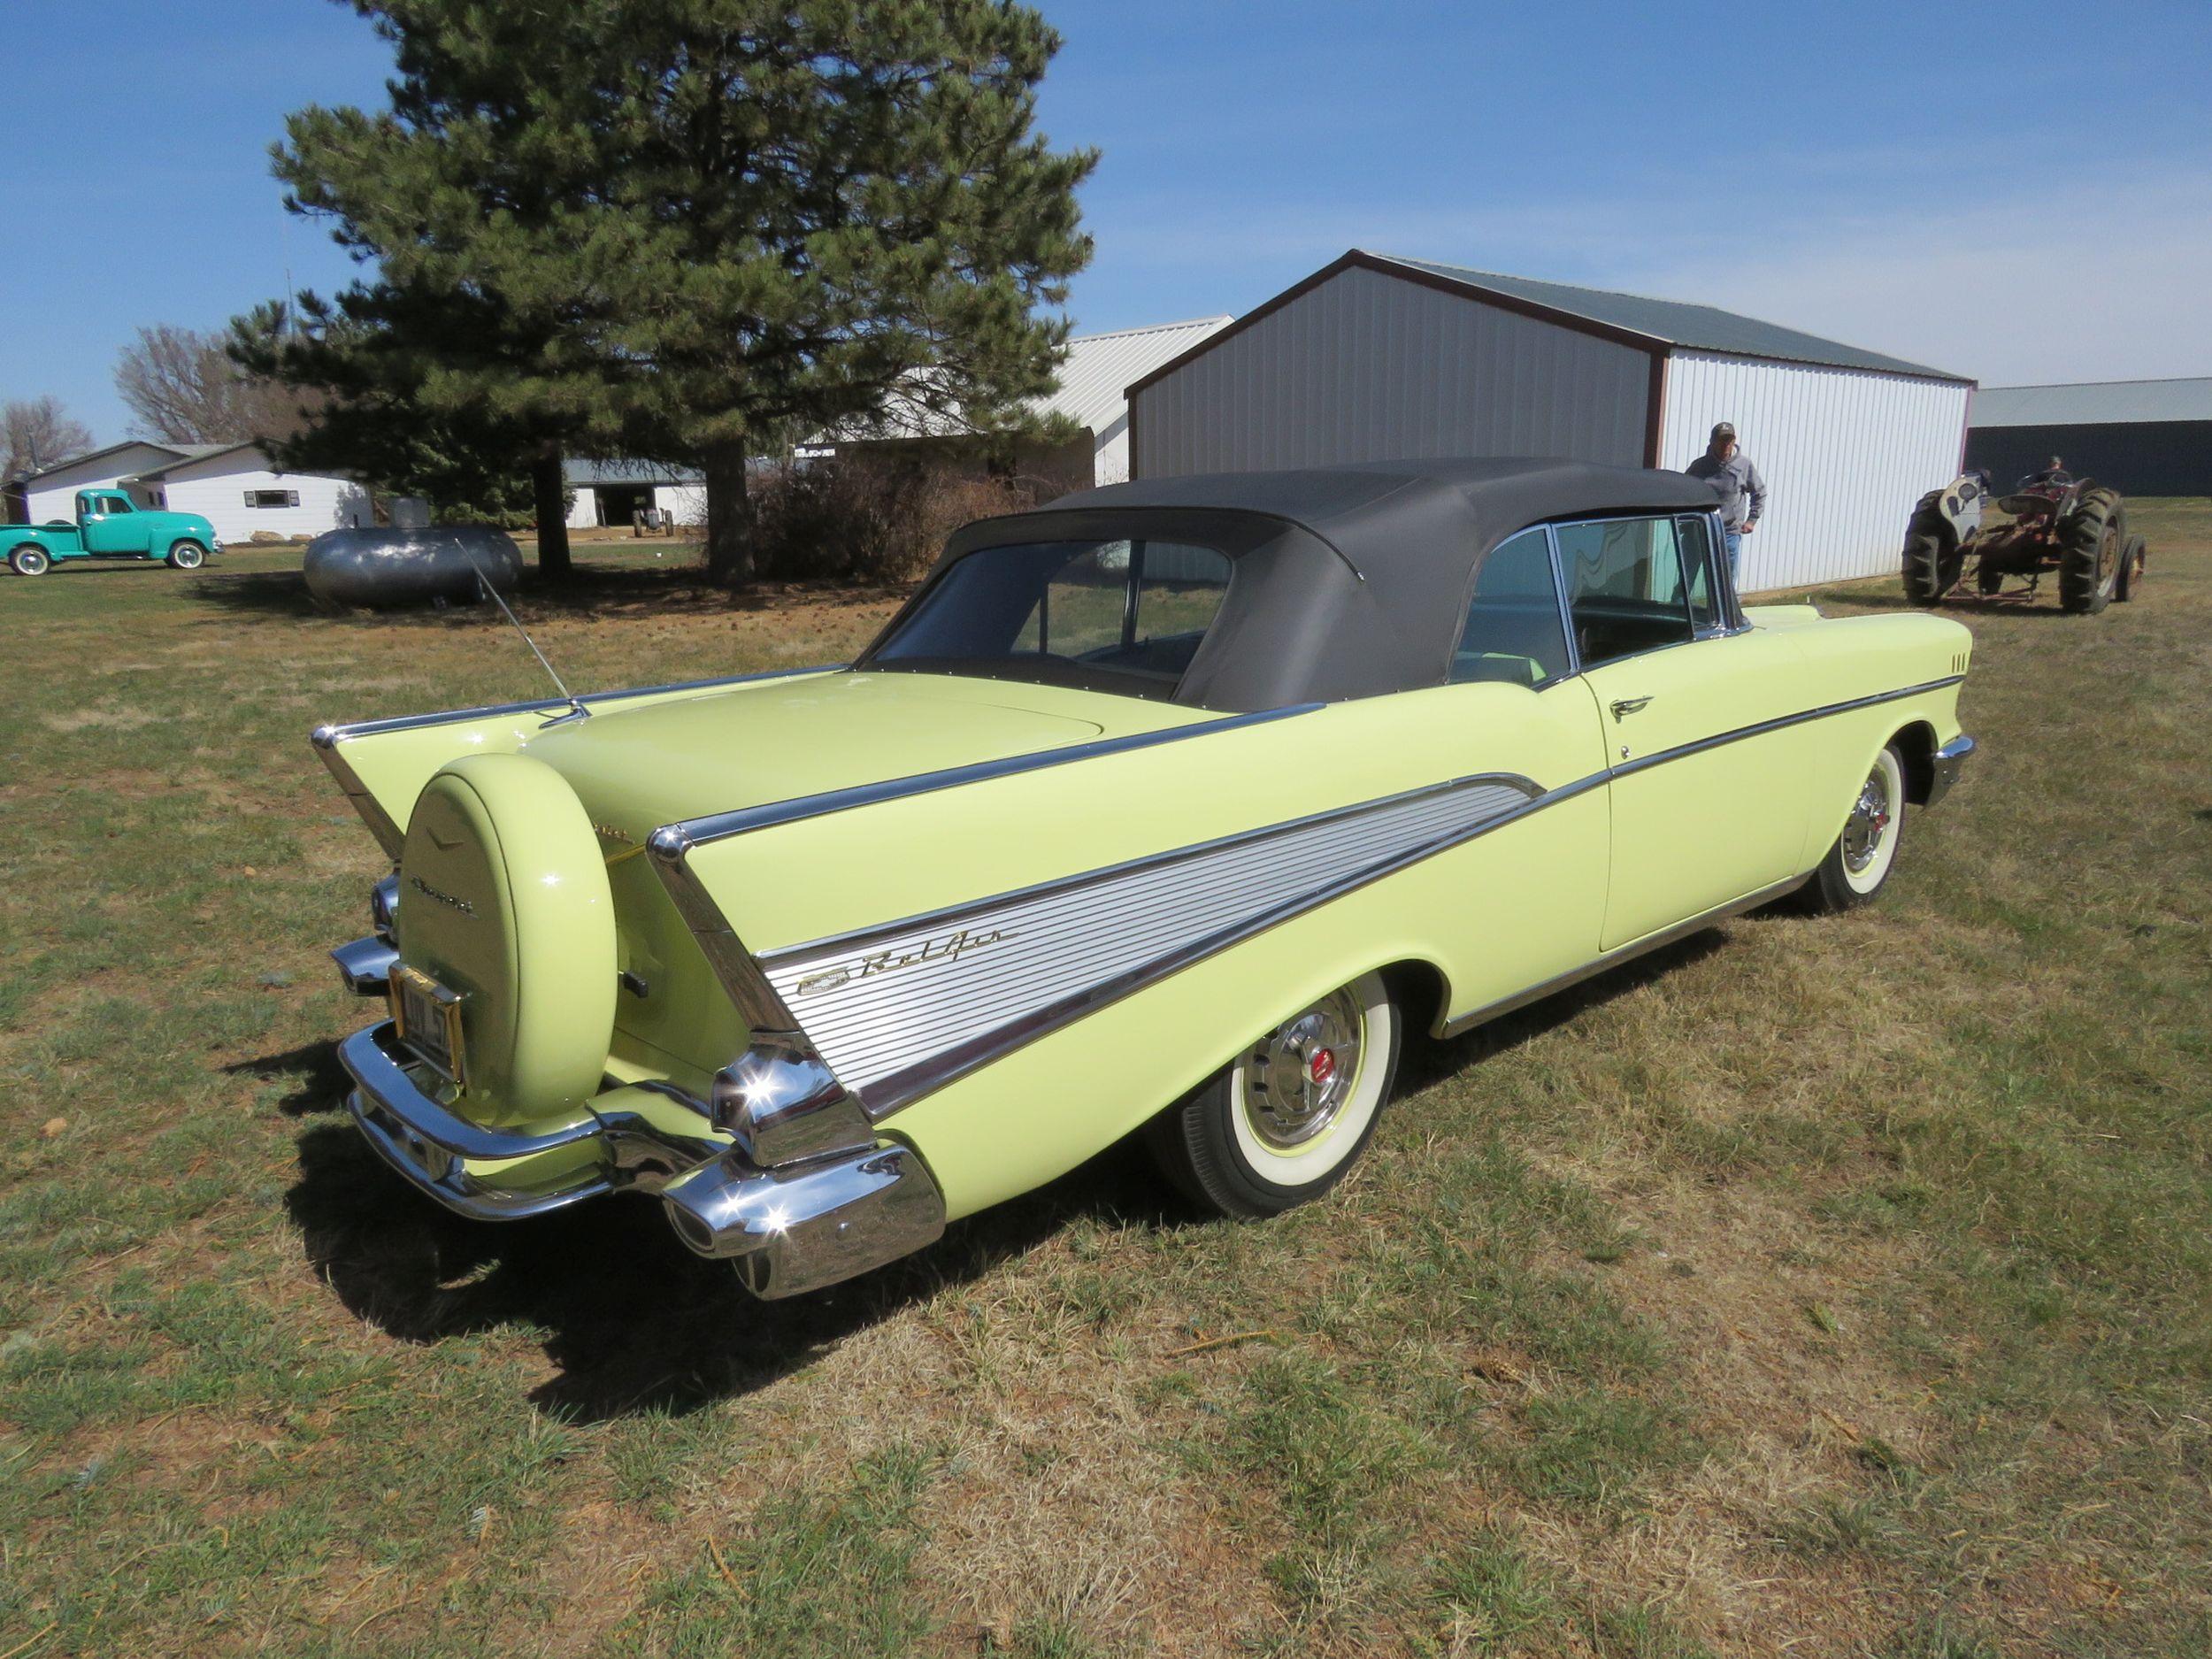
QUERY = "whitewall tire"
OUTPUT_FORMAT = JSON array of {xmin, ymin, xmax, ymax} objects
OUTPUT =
[
  {"xmin": 1147, "ymin": 970, "xmax": 1401, "ymax": 1217},
  {"xmin": 1807, "ymin": 743, "xmax": 1907, "ymax": 912}
]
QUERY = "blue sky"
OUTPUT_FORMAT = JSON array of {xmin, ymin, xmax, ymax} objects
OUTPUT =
[{"xmin": 6, "ymin": 0, "xmax": 2208, "ymax": 447}]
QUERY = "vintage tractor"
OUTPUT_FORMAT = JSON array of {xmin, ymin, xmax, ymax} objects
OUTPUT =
[{"xmin": 1902, "ymin": 469, "xmax": 2147, "ymax": 613}]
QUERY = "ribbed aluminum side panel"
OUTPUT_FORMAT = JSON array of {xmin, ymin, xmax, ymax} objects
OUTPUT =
[
  {"xmin": 1131, "ymin": 265, "xmax": 1651, "ymax": 478},
  {"xmin": 1659, "ymin": 350, "xmax": 1971, "ymax": 593},
  {"xmin": 759, "ymin": 777, "xmax": 1534, "ymax": 1094}
]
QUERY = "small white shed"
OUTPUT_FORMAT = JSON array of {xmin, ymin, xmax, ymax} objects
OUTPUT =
[{"xmin": 1127, "ymin": 252, "xmax": 1974, "ymax": 593}]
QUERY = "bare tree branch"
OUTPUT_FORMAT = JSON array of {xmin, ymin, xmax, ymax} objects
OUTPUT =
[
  {"xmin": 3, "ymin": 396, "xmax": 96, "ymax": 482},
  {"xmin": 114, "ymin": 325, "xmax": 314, "ymax": 446}
]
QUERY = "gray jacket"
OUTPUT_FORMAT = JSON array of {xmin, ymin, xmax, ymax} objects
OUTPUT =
[{"xmin": 1686, "ymin": 450, "xmax": 1767, "ymax": 529}]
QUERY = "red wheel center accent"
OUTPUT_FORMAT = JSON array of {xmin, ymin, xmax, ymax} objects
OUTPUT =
[{"xmin": 1308, "ymin": 1048, "xmax": 1337, "ymax": 1085}]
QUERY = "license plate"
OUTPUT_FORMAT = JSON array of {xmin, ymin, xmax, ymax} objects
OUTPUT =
[{"xmin": 388, "ymin": 964, "xmax": 466, "ymax": 1086}]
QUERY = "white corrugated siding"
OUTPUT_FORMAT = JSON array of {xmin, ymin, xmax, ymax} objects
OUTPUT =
[
  {"xmin": 1660, "ymin": 350, "xmax": 1970, "ymax": 593},
  {"xmin": 1133, "ymin": 265, "xmax": 1653, "ymax": 478}
]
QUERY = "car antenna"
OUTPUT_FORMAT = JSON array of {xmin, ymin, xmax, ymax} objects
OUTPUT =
[{"xmin": 471, "ymin": 563, "xmax": 590, "ymax": 727}]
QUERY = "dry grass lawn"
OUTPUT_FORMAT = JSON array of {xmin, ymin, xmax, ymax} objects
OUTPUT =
[{"xmin": 1, "ymin": 508, "xmax": 2207, "ymax": 1657}]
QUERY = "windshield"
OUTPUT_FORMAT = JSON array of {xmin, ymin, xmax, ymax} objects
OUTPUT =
[{"xmin": 867, "ymin": 538, "xmax": 1235, "ymax": 698}]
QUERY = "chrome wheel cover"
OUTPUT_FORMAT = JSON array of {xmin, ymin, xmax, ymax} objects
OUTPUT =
[
  {"xmin": 1841, "ymin": 763, "xmax": 1893, "ymax": 874},
  {"xmin": 1241, "ymin": 986, "xmax": 1363, "ymax": 1149}
]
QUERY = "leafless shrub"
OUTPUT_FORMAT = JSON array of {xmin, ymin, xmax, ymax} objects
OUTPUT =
[{"xmin": 749, "ymin": 458, "xmax": 1049, "ymax": 583}]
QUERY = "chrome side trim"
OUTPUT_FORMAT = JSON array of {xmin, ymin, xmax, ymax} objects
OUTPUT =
[
  {"xmin": 766, "ymin": 768, "xmax": 1552, "ymax": 964},
  {"xmin": 1924, "ymin": 733, "xmax": 1977, "ymax": 809},
  {"xmin": 764, "ymin": 772, "xmax": 1551, "ymax": 1118},
  {"xmin": 1438, "ymin": 872, "xmax": 1812, "ymax": 1038},
  {"xmin": 312, "ymin": 661, "xmax": 845, "ymax": 745},
  {"xmin": 658, "ymin": 702, "xmax": 1324, "ymax": 849},
  {"xmin": 1609, "ymin": 675, "xmax": 1968, "ymax": 782}
]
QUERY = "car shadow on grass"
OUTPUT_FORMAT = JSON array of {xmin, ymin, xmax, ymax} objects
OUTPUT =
[
  {"xmin": 1397, "ymin": 924, "xmax": 1733, "ymax": 1094},
  {"xmin": 274, "ymin": 916, "xmax": 1754, "ymax": 1422},
  {"xmin": 223, "ymin": 1041, "xmax": 354, "ymax": 1115},
  {"xmin": 282, "ymin": 1118, "xmax": 1181, "ymax": 1422}
]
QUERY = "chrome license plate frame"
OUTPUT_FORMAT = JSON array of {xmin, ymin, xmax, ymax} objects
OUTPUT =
[{"xmin": 388, "ymin": 964, "xmax": 467, "ymax": 1087}]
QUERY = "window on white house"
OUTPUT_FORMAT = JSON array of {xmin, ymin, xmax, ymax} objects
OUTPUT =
[{"xmin": 246, "ymin": 489, "xmax": 302, "ymax": 509}]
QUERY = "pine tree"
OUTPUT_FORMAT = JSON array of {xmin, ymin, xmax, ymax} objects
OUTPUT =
[
  {"xmin": 273, "ymin": 0, "xmax": 1094, "ymax": 584},
  {"xmin": 230, "ymin": 291, "xmax": 569, "ymax": 540}
]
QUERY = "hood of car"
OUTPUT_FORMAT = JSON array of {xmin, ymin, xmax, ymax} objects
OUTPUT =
[{"xmin": 518, "ymin": 669, "xmax": 1204, "ymax": 846}]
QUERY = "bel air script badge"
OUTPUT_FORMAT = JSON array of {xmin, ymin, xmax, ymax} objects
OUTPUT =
[{"xmin": 795, "ymin": 925, "xmax": 1011, "ymax": 997}]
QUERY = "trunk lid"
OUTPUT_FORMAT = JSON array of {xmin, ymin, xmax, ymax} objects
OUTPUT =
[{"xmin": 518, "ymin": 670, "xmax": 1202, "ymax": 848}]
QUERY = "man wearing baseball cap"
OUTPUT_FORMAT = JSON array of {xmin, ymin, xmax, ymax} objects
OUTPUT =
[{"xmin": 1685, "ymin": 421, "xmax": 1767, "ymax": 583}]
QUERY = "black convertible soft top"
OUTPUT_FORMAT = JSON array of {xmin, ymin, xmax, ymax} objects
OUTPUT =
[{"xmin": 890, "ymin": 457, "xmax": 1725, "ymax": 711}]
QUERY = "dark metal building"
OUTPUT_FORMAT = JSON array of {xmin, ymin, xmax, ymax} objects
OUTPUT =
[{"xmin": 1966, "ymin": 379, "xmax": 2212, "ymax": 495}]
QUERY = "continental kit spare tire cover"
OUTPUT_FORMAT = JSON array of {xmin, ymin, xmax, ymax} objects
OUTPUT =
[{"xmin": 395, "ymin": 752, "xmax": 617, "ymax": 1124}]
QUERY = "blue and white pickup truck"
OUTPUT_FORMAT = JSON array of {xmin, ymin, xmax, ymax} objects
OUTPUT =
[{"xmin": 4, "ymin": 488, "xmax": 220, "ymax": 575}]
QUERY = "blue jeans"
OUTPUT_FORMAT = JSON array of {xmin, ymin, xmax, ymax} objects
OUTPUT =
[{"xmin": 1723, "ymin": 528, "xmax": 1741, "ymax": 584}]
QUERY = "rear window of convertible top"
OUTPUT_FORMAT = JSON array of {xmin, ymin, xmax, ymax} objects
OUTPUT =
[{"xmin": 866, "ymin": 538, "xmax": 1235, "ymax": 698}]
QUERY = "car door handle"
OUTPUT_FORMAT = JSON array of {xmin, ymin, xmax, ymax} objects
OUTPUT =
[{"xmin": 1609, "ymin": 696, "xmax": 1653, "ymax": 718}]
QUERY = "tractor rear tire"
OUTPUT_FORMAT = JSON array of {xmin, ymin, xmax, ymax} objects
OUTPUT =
[
  {"xmin": 1901, "ymin": 517, "xmax": 1961, "ymax": 606},
  {"xmin": 2116, "ymin": 533, "xmax": 2148, "ymax": 602},
  {"xmin": 2058, "ymin": 488, "xmax": 2122, "ymax": 615}
]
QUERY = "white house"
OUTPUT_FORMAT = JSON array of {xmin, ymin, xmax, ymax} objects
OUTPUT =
[
  {"xmin": 563, "ymin": 458, "xmax": 708, "ymax": 530},
  {"xmin": 8, "ymin": 439, "xmax": 368, "ymax": 543},
  {"xmin": 9, "ymin": 440, "xmax": 195, "ymax": 521},
  {"xmin": 135, "ymin": 442, "xmax": 371, "ymax": 543}
]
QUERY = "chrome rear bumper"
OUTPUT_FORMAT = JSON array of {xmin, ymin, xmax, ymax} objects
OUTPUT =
[
  {"xmin": 336, "ymin": 1021, "xmax": 945, "ymax": 1297},
  {"xmin": 1924, "ymin": 733, "xmax": 1977, "ymax": 808}
]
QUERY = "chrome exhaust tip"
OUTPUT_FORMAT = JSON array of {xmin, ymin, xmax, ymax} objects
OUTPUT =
[{"xmin": 660, "ymin": 1141, "xmax": 944, "ymax": 1299}]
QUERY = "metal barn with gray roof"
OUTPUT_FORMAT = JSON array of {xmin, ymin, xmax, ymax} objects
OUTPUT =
[
  {"xmin": 1966, "ymin": 379, "xmax": 2212, "ymax": 496},
  {"xmin": 1125, "ymin": 250, "xmax": 1974, "ymax": 593}
]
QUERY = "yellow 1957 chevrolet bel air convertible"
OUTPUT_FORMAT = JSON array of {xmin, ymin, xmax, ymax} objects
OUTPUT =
[{"xmin": 315, "ymin": 457, "xmax": 1975, "ymax": 1297}]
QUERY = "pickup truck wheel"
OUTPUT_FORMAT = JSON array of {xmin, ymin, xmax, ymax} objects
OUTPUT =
[
  {"xmin": 1805, "ymin": 744, "xmax": 1906, "ymax": 913},
  {"xmin": 166, "ymin": 541, "xmax": 207, "ymax": 570},
  {"xmin": 1147, "ymin": 971, "xmax": 1400, "ymax": 1218},
  {"xmin": 9, "ymin": 546, "xmax": 50, "ymax": 577}
]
